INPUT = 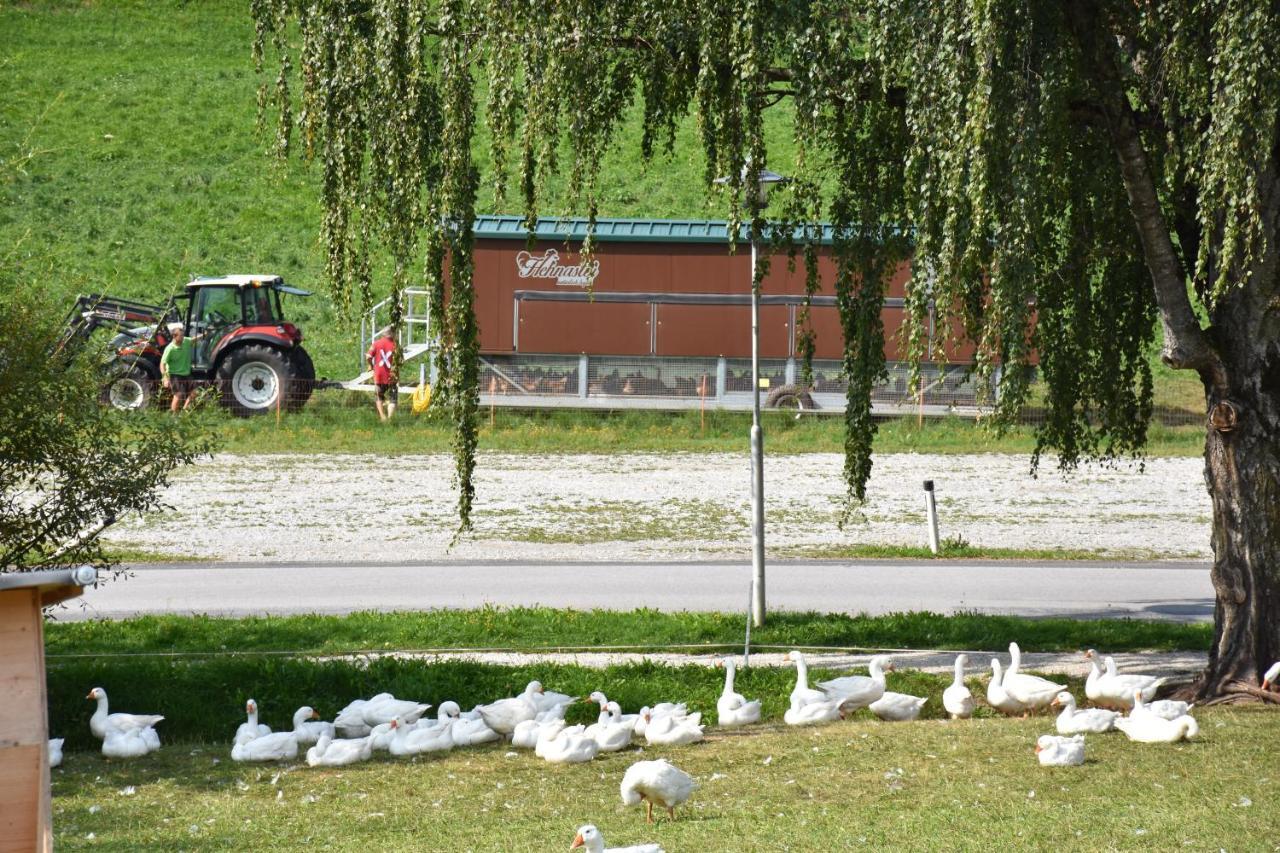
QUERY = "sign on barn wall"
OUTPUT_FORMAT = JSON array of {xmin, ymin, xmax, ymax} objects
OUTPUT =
[{"xmin": 515, "ymin": 249, "xmax": 600, "ymax": 287}]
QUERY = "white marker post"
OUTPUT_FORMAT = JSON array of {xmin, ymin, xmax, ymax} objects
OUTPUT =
[{"xmin": 923, "ymin": 480, "xmax": 941, "ymax": 555}]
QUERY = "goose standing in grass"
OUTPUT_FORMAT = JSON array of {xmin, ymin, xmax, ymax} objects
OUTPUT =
[
  {"xmin": 644, "ymin": 711, "xmax": 704, "ymax": 747},
  {"xmin": 817, "ymin": 655, "xmax": 894, "ymax": 711},
  {"xmin": 1001, "ymin": 643, "xmax": 1065, "ymax": 712},
  {"xmin": 1263, "ymin": 661, "xmax": 1280, "ymax": 692},
  {"xmin": 570, "ymin": 824, "xmax": 664, "ymax": 853},
  {"xmin": 1104, "ymin": 655, "xmax": 1166, "ymax": 708},
  {"xmin": 943, "ymin": 654, "xmax": 975, "ymax": 719},
  {"xmin": 333, "ymin": 695, "xmax": 381, "ymax": 737},
  {"xmin": 715, "ymin": 657, "xmax": 762, "ymax": 727},
  {"xmin": 86, "ymin": 687, "xmax": 163, "ymax": 741},
  {"xmin": 1051, "ymin": 692, "xmax": 1118, "ymax": 734},
  {"xmin": 986, "ymin": 659, "xmax": 1026, "ymax": 716},
  {"xmin": 306, "ymin": 733, "xmax": 374, "ymax": 766},
  {"xmin": 869, "ymin": 692, "xmax": 928, "ymax": 722},
  {"xmin": 439, "ymin": 701, "xmax": 501, "ymax": 746},
  {"xmin": 291, "ymin": 706, "xmax": 334, "ymax": 746},
  {"xmin": 586, "ymin": 702, "xmax": 634, "ymax": 752},
  {"xmin": 1036, "ymin": 734, "xmax": 1085, "ymax": 766},
  {"xmin": 621, "ymin": 759, "xmax": 696, "ymax": 823},
  {"xmin": 388, "ymin": 715, "xmax": 454, "ymax": 757},
  {"xmin": 477, "ymin": 690, "xmax": 539, "ymax": 736},
  {"xmin": 235, "ymin": 699, "xmax": 274, "ymax": 745},
  {"xmin": 361, "ymin": 694, "xmax": 431, "ymax": 728},
  {"xmin": 1085, "ymin": 650, "xmax": 1164, "ymax": 709},
  {"xmin": 231, "ymin": 725, "xmax": 299, "ymax": 763},
  {"xmin": 48, "ymin": 738, "xmax": 64, "ymax": 768}
]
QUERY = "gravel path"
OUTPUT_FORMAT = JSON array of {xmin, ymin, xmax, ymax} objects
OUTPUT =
[{"xmin": 103, "ymin": 452, "xmax": 1211, "ymax": 562}]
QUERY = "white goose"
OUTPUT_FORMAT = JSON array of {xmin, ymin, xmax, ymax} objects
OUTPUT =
[
  {"xmin": 513, "ymin": 718, "xmax": 558, "ymax": 750},
  {"xmin": 786, "ymin": 650, "xmax": 833, "ymax": 710},
  {"xmin": 235, "ymin": 698, "xmax": 274, "ymax": 745},
  {"xmin": 986, "ymin": 659, "xmax": 1026, "ymax": 716},
  {"xmin": 361, "ymin": 694, "xmax": 431, "ymax": 728},
  {"xmin": 1051, "ymin": 692, "xmax": 1118, "ymax": 734},
  {"xmin": 535, "ymin": 722, "xmax": 582, "ymax": 759},
  {"xmin": 1084, "ymin": 650, "xmax": 1164, "ymax": 710},
  {"xmin": 231, "ymin": 728, "xmax": 299, "ymax": 763},
  {"xmin": 541, "ymin": 726, "xmax": 601, "ymax": 764},
  {"xmin": 48, "ymin": 738, "xmax": 64, "ymax": 769},
  {"xmin": 102, "ymin": 728, "xmax": 152, "ymax": 759},
  {"xmin": 1001, "ymin": 642, "xmax": 1066, "ymax": 711},
  {"xmin": 632, "ymin": 704, "xmax": 688, "ymax": 737},
  {"xmin": 586, "ymin": 702, "xmax": 634, "ymax": 752},
  {"xmin": 1115, "ymin": 691, "xmax": 1198, "ymax": 744},
  {"xmin": 525, "ymin": 680, "xmax": 575, "ymax": 715},
  {"xmin": 1036, "ymin": 734, "xmax": 1085, "ymax": 766},
  {"xmin": 388, "ymin": 715, "xmax": 453, "ymax": 756},
  {"xmin": 588, "ymin": 692, "xmax": 640, "ymax": 728},
  {"xmin": 305, "ymin": 733, "xmax": 374, "ymax": 766},
  {"xmin": 643, "ymin": 711, "xmax": 704, "ymax": 747},
  {"xmin": 1135, "ymin": 692, "xmax": 1195, "ymax": 721},
  {"xmin": 476, "ymin": 691, "xmax": 539, "ymax": 736},
  {"xmin": 715, "ymin": 657, "xmax": 762, "ymax": 727},
  {"xmin": 817, "ymin": 655, "xmax": 894, "ymax": 710},
  {"xmin": 869, "ymin": 691, "xmax": 928, "ymax": 722},
  {"xmin": 1262, "ymin": 661, "xmax": 1280, "ymax": 692},
  {"xmin": 943, "ymin": 654, "xmax": 975, "ymax": 719},
  {"xmin": 620, "ymin": 759, "xmax": 696, "ymax": 823},
  {"xmin": 570, "ymin": 824, "xmax": 663, "ymax": 853},
  {"xmin": 333, "ymin": 694, "xmax": 389, "ymax": 737},
  {"xmin": 291, "ymin": 706, "xmax": 335, "ymax": 746},
  {"xmin": 86, "ymin": 687, "xmax": 163, "ymax": 744},
  {"xmin": 784, "ymin": 697, "xmax": 845, "ymax": 726},
  {"xmin": 439, "ymin": 701, "xmax": 501, "ymax": 746}
]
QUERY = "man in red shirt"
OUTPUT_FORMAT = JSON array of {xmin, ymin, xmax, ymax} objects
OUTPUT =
[{"xmin": 366, "ymin": 327, "xmax": 399, "ymax": 420}]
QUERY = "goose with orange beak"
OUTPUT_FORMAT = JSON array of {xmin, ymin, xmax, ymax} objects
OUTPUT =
[{"xmin": 569, "ymin": 823, "xmax": 663, "ymax": 852}]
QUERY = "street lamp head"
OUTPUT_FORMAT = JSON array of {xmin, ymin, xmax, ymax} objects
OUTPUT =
[{"xmin": 714, "ymin": 160, "xmax": 790, "ymax": 206}]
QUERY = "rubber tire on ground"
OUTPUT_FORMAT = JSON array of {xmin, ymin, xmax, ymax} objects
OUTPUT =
[
  {"xmin": 765, "ymin": 383, "xmax": 817, "ymax": 411},
  {"xmin": 215, "ymin": 344, "xmax": 295, "ymax": 417},
  {"xmin": 98, "ymin": 364, "xmax": 154, "ymax": 411},
  {"xmin": 285, "ymin": 346, "xmax": 316, "ymax": 412}
]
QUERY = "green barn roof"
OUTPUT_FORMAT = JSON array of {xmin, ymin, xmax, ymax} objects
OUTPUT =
[{"xmin": 473, "ymin": 215, "xmax": 842, "ymax": 245}]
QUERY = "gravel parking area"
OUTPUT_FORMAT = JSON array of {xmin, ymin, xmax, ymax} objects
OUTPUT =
[{"xmin": 104, "ymin": 452, "xmax": 1211, "ymax": 562}]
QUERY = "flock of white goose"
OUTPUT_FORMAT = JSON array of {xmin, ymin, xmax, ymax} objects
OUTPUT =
[{"xmin": 61, "ymin": 655, "xmax": 1280, "ymax": 852}]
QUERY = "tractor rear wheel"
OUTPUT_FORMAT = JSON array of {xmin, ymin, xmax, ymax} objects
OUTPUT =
[
  {"xmin": 99, "ymin": 364, "xmax": 154, "ymax": 411},
  {"xmin": 216, "ymin": 344, "xmax": 294, "ymax": 417},
  {"xmin": 285, "ymin": 346, "xmax": 315, "ymax": 412}
]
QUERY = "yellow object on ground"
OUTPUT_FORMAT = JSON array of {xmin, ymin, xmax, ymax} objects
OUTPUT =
[{"xmin": 412, "ymin": 382, "xmax": 432, "ymax": 414}]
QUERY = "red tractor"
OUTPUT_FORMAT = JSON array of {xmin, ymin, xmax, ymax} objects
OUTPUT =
[{"xmin": 60, "ymin": 275, "xmax": 316, "ymax": 415}]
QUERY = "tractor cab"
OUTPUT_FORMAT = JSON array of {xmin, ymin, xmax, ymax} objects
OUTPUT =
[{"xmin": 181, "ymin": 275, "xmax": 309, "ymax": 370}]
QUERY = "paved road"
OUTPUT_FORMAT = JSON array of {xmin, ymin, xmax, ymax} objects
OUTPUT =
[{"xmin": 68, "ymin": 559, "xmax": 1214, "ymax": 622}]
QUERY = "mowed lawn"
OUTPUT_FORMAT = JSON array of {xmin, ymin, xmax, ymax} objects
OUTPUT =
[{"xmin": 53, "ymin": 708, "xmax": 1276, "ymax": 851}]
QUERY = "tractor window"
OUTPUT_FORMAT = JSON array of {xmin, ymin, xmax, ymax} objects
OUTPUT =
[
  {"xmin": 243, "ymin": 288, "xmax": 280, "ymax": 325},
  {"xmin": 192, "ymin": 286, "xmax": 240, "ymax": 330}
]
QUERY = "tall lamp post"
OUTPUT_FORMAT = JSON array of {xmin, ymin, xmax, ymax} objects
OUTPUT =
[{"xmin": 716, "ymin": 164, "xmax": 789, "ymax": 628}]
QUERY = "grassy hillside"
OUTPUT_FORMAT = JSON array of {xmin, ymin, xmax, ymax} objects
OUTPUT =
[{"xmin": 0, "ymin": 0, "xmax": 795, "ymax": 381}]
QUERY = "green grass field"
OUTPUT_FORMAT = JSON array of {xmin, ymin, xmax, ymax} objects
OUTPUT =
[{"xmin": 51, "ymin": 707, "xmax": 1277, "ymax": 851}]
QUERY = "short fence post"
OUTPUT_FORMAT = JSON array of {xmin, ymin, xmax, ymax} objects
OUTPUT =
[
  {"xmin": 579, "ymin": 354, "xmax": 589, "ymax": 398},
  {"xmin": 716, "ymin": 357, "xmax": 727, "ymax": 402},
  {"xmin": 923, "ymin": 480, "xmax": 941, "ymax": 555},
  {"xmin": 785, "ymin": 357, "xmax": 796, "ymax": 386}
]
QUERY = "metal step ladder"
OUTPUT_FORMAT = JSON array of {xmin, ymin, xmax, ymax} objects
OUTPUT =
[{"xmin": 345, "ymin": 289, "xmax": 433, "ymax": 390}]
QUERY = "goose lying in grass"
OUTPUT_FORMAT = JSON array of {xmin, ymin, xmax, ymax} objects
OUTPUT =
[
  {"xmin": 817, "ymin": 655, "xmax": 893, "ymax": 710},
  {"xmin": 87, "ymin": 687, "xmax": 163, "ymax": 744},
  {"xmin": 535, "ymin": 722, "xmax": 583, "ymax": 759},
  {"xmin": 632, "ymin": 704, "xmax": 688, "ymax": 737},
  {"xmin": 715, "ymin": 657, "xmax": 762, "ymax": 727},
  {"xmin": 570, "ymin": 824, "xmax": 664, "ymax": 853},
  {"xmin": 1115, "ymin": 689, "xmax": 1198, "ymax": 743},
  {"xmin": 1051, "ymin": 692, "xmax": 1118, "ymax": 734},
  {"xmin": 305, "ymin": 733, "xmax": 373, "ymax": 767},
  {"xmin": 333, "ymin": 695, "xmax": 380, "ymax": 737},
  {"xmin": 541, "ymin": 726, "xmax": 600, "ymax": 764},
  {"xmin": 986, "ymin": 659, "xmax": 1026, "ymax": 716},
  {"xmin": 1002, "ymin": 643, "xmax": 1065, "ymax": 711},
  {"xmin": 388, "ymin": 715, "xmax": 453, "ymax": 757},
  {"xmin": 231, "ymin": 725, "xmax": 299, "ymax": 763},
  {"xmin": 784, "ymin": 697, "xmax": 846, "ymax": 726},
  {"xmin": 585, "ymin": 702, "xmax": 634, "ymax": 752},
  {"xmin": 621, "ymin": 759, "xmax": 696, "ymax": 823},
  {"xmin": 361, "ymin": 694, "xmax": 431, "ymax": 728},
  {"xmin": 942, "ymin": 654, "xmax": 975, "ymax": 720},
  {"xmin": 588, "ymin": 692, "xmax": 640, "ymax": 728},
  {"xmin": 48, "ymin": 738, "xmax": 63, "ymax": 768},
  {"xmin": 291, "ymin": 706, "xmax": 334, "ymax": 746},
  {"xmin": 1131, "ymin": 688, "xmax": 1195, "ymax": 722},
  {"xmin": 1036, "ymin": 734, "xmax": 1085, "ymax": 766},
  {"xmin": 643, "ymin": 711, "xmax": 704, "ymax": 747},
  {"xmin": 868, "ymin": 692, "xmax": 928, "ymax": 722},
  {"xmin": 103, "ymin": 728, "xmax": 153, "ymax": 760},
  {"xmin": 235, "ymin": 699, "xmax": 273, "ymax": 745},
  {"xmin": 477, "ymin": 691, "xmax": 539, "ymax": 736},
  {"xmin": 439, "ymin": 701, "xmax": 501, "ymax": 746}
]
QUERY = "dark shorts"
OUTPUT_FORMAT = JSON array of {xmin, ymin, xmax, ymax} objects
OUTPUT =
[
  {"xmin": 376, "ymin": 383, "xmax": 398, "ymax": 403},
  {"xmin": 169, "ymin": 376, "xmax": 194, "ymax": 396}
]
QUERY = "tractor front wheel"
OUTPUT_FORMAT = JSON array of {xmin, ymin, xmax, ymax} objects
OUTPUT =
[
  {"xmin": 99, "ymin": 365, "xmax": 154, "ymax": 411},
  {"xmin": 216, "ymin": 344, "xmax": 294, "ymax": 417}
]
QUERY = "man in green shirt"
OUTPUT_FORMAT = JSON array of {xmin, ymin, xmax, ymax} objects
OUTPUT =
[{"xmin": 160, "ymin": 323, "xmax": 197, "ymax": 413}]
